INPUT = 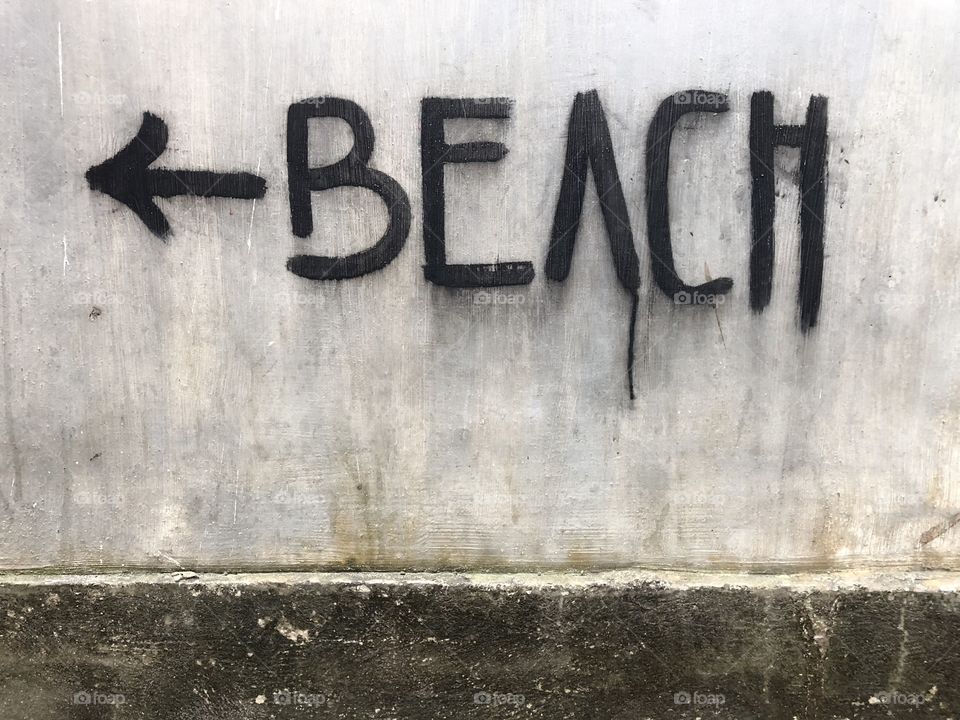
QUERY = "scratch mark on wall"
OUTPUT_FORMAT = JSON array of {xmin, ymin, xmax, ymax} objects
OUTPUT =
[
  {"xmin": 0, "ymin": 248, "xmax": 22, "ymax": 505},
  {"xmin": 233, "ymin": 467, "xmax": 240, "ymax": 525},
  {"xmin": 887, "ymin": 602, "xmax": 909, "ymax": 689},
  {"xmin": 155, "ymin": 551, "xmax": 186, "ymax": 569},
  {"xmin": 919, "ymin": 511, "xmax": 960, "ymax": 546},
  {"xmin": 246, "ymin": 159, "xmax": 261, "ymax": 253},
  {"xmin": 57, "ymin": 22, "xmax": 63, "ymax": 118}
]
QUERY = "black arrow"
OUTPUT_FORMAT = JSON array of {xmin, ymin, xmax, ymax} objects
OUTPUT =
[{"xmin": 85, "ymin": 112, "xmax": 267, "ymax": 237}]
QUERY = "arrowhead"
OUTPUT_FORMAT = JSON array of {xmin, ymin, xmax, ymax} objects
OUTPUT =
[{"xmin": 86, "ymin": 112, "xmax": 172, "ymax": 237}]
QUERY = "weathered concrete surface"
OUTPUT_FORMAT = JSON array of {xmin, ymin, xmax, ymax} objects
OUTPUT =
[
  {"xmin": 0, "ymin": 571, "xmax": 957, "ymax": 719},
  {"xmin": 2, "ymin": 4, "xmax": 958, "ymax": 716},
  {"xmin": 1, "ymin": 0, "xmax": 959, "ymax": 572}
]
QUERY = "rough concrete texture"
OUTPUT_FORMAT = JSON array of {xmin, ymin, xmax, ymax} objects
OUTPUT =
[
  {"xmin": 0, "ymin": 572, "xmax": 957, "ymax": 719},
  {"xmin": 2, "ymin": 0, "xmax": 960, "ymax": 572},
  {"xmin": 2, "ymin": 2, "xmax": 959, "ymax": 714}
]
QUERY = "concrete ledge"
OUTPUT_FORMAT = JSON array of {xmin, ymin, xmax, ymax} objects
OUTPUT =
[{"xmin": 0, "ymin": 571, "xmax": 957, "ymax": 719}]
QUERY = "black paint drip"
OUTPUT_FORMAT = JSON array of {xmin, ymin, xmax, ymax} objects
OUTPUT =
[
  {"xmin": 547, "ymin": 90, "xmax": 641, "ymax": 399},
  {"xmin": 627, "ymin": 288, "xmax": 639, "ymax": 400}
]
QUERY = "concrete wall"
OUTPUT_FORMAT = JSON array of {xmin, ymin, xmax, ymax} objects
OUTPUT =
[
  {"xmin": 1, "ymin": 0, "xmax": 958, "ymax": 572},
  {"xmin": 4, "ymin": 570, "xmax": 960, "ymax": 719}
]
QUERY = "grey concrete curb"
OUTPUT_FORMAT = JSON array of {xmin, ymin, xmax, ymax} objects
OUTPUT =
[{"xmin": 0, "ymin": 571, "xmax": 957, "ymax": 719}]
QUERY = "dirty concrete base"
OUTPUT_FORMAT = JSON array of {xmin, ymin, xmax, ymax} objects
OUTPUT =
[{"xmin": 0, "ymin": 571, "xmax": 957, "ymax": 719}]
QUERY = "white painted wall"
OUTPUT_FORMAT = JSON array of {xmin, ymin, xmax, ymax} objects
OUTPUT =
[{"xmin": 0, "ymin": 0, "xmax": 958, "ymax": 571}]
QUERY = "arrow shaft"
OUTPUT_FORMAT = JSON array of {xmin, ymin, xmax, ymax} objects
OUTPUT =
[{"xmin": 149, "ymin": 169, "xmax": 266, "ymax": 200}]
